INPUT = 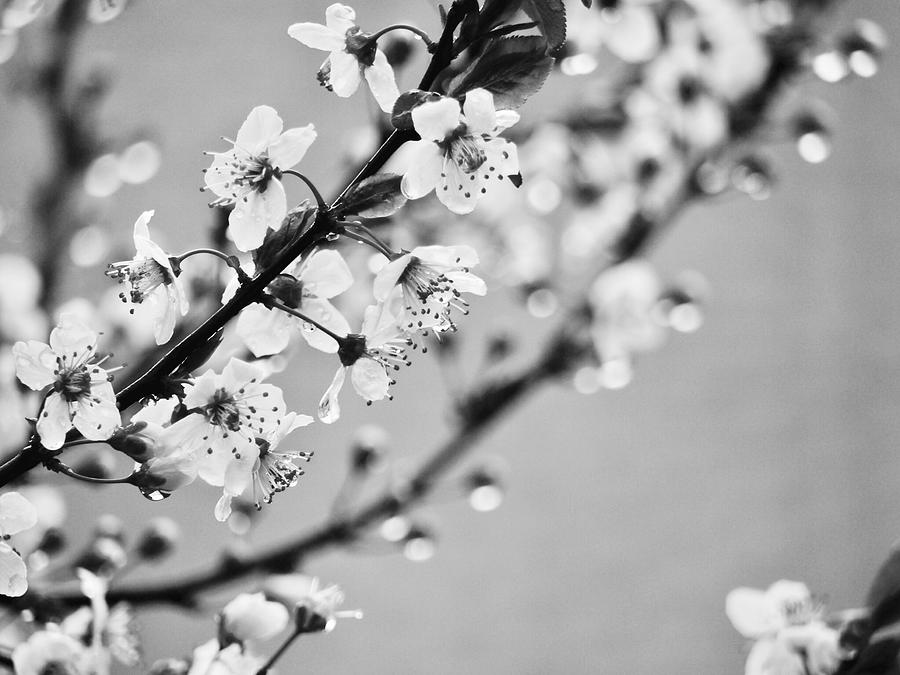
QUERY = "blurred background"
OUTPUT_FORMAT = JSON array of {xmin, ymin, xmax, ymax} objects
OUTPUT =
[{"xmin": 2, "ymin": 0, "xmax": 900, "ymax": 672}]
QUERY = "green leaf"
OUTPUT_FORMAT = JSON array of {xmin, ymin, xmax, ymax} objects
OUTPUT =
[
  {"xmin": 391, "ymin": 89, "xmax": 443, "ymax": 131},
  {"xmin": 252, "ymin": 203, "xmax": 316, "ymax": 270},
  {"xmin": 521, "ymin": 0, "xmax": 566, "ymax": 53},
  {"xmin": 447, "ymin": 36, "xmax": 554, "ymax": 109},
  {"xmin": 340, "ymin": 174, "xmax": 407, "ymax": 219}
]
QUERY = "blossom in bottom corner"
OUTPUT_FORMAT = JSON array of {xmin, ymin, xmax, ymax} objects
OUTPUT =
[
  {"xmin": 0, "ymin": 491, "xmax": 37, "ymax": 597},
  {"xmin": 726, "ymin": 580, "xmax": 850, "ymax": 675},
  {"xmin": 187, "ymin": 638, "xmax": 264, "ymax": 675},
  {"xmin": 263, "ymin": 574, "xmax": 363, "ymax": 633}
]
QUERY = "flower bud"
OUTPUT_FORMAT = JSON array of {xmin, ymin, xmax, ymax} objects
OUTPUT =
[
  {"xmin": 134, "ymin": 454, "xmax": 197, "ymax": 496},
  {"xmin": 107, "ymin": 421, "xmax": 158, "ymax": 463},
  {"xmin": 219, "ymin": 592, "xmax": 289, "ymax": 645}
]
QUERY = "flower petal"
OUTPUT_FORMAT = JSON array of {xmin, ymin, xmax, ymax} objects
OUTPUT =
[
  {"xmin": 328, "ymin": 49, "xmax": 362, "ymax": 97},
  {"xmin": 48, "ymin": 314, "xmax": 96, "ymax": 358},
  {"xmin": 436, "ymin": 156, "xmax": 479, "ymax": 214},
  {"xmin": 350, "ymin": 358, "xmax": 390, "ymax": 402},
  {"xmin": 364, "ymin": 49, "xmax": 400, "ymax": 113},
  {"xmin": 268, "ymin": 125, "xmax": 317, "ymax": 170},
  {"xmin": 36, "ymin": 393, "xmax": 72, "ymax": 450},
  {"xmin": 72, "ymin": 390, "xmax": 120, "ymax": 443},
  {"xmin": 463, "ymin": 88, "xmax": 497, "ymax": 135},
  {"xmin": 324, "ymin": 3, "xmax": 356, "ymax": 34},
  {"xmin": 228, "ymin": 180, "xmax": 287, "ymax": 252},
  {"xmin": 299, "ymin": 297, "xmax": 351, "ymax": 353},
  {"xmin": 131, "ymin": 210, "xmax": 154, "ymax": 242},
  {"xmin": 11, "ymin": 340, "xmax": 56, "ymax": 390},
  {"xmin": 237, "ymin": 305, "xmax": 292, "ymax": 357},
  {"xmin": 300, "ymin": 249, "xmax": 354, "ymax": 298},
  {"xmin": 411, "ymin": 97, "xmax": 460, "ymax": 142},
  {"xmin": 726, "ymin": 587, "xmax": 774, "ymax": 638},
  {"xmin": 0, "ymin": 543, "xmax": 27, "ymax": 597},
  {"xmin": 0, "ymin": 492, "xmax": 37, "ymax": 536},
  {"xmin": 318, "ymin": 367, "xmax": 346, "ymax": 424},
  {"xmin": 287, "ymin": 22, "xmax": 345, "ymax": 51},
  {"xmin": 235, "ymin": 106, "xmax": 284, "ymax": 156},
  {"xmin": 400, "ymin": 141, "xmax": 443, "ymax": 200},
  {"xmin": 372, "ymin": 254, "xmax": 411, "ymax": 302}
]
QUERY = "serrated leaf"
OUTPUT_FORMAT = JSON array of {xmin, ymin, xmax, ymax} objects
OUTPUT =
[
  {"xmin": 340, "ymin": 174, "xmax": 407, "ymax": 219},
  {"xmin": 447, "ymin": 36, "xmax": 554, "ymax": 109},
  {"xmin": 521, "ymin": 0, "xmax": 566, "ymax": 53},
  {"xmin": 477, "ymin": 0, "xmax": 523, "ymax": 32},
  {"xmin": 391, "ymin": 90, "xmax": 443, "ymax": 131},
  {"xmin": 252, "ymin": 204, "xmax": 316, "ymax": 270}
]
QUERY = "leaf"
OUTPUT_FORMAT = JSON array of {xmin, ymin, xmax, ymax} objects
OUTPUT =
[
  {"xmin": 447, "ymin": 36, "xmax": 554, "ymax": 109},
  {"xmin": 339, "ymin": 174, "xmax": 407, "ymax": 219},
  {"xmin": 869, "ymin": 546, "xmax": 900, "ymax": 622},
  {"xmin": 477, "ymin": 0, "xmax": 523, "ymax": 32},
  {"xmin": 391, "ymin": 90, "xmax": 442, "ymax": 131},
  {"xmin": 252, "ymin": 203, "xmax": 316, "ymax": 270},
  {"xmin": 521, "ymin": 0, "xmax": 566, "ymax": 53}
]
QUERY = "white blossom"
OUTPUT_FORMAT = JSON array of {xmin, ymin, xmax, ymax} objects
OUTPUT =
[
  {"xmin": 0, "ymin": 491, "xmax": 37, "ymax": 597},
  {"xmin": 374, "ymin": 244, "xmax": 486, "ymax": 333},
  {"xmin": 318, "ymin": 302, "xmax": 410, "ymax": 424},
  {"xmin": 288, "ymin": 3, "xmax": 400, "ymax": 113},
  {"xmin": 12, "ymin": 629, "xmax": 91, "ymax": 675},
  {"xmin": 401, "ymin": 89, "xmax": 520, "ymax": 214},
  {"xmin": 187, "ymin": 638, "xmax": 264, "ymax": 675},
  {"xmin": 264, "ymin": 574, "xmax": 362, "ymax": 633},
  {"xmin": 220, "ymin": 592, "xmax": 289, "ymax": 644},
  {"xmin": 204, "ymin": 106, "xmax": 316, "ymax": 251},
  {"xmin": 12, "ymin": 315, "xmax": 121, "ymax": 450},
  {"xmin": 236, "ymin": 249, "xmax": 353, "ymax": 356},
  {"xmin": 106, "ymin": 210, "xmax": 189, "ymax": 345}
]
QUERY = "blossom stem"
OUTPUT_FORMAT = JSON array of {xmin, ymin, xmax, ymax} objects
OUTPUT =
[
  {"xmin": 366, "ymin": 24, "xmax": 435, "ymax": 50},
  {"xmin": 174, "ymin": 249, "xmax": 251, "ymax": 283},
  {"xmin": 340, "ymin": 226, "xmax": 394, "ymax": 258},
  {"xmin": 256, "ymin": 628, "xmax": 303, "ymax": 675},
  {"xmin": 44, "ymin": 458, "xmax": 135, "ymax": 485},
  {"xmin": 261, "ymin": 295, "xmax": 344, "ymax": 344},
  {"xmin": 281, "ymin": 170, "xmax": 328, "ymax": 210}
]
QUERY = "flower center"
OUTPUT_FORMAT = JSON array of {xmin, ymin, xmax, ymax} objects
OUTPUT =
[
  {"xmin": 446, "ymin": 132, "xmax": 487, "ymax": 173},
  {"xmin": 399, "ymin": 256, "xmax": 450, "ymax": 304},
  {"xmin": 54, "ymin": 364, "xmax": 93, "ymax": 402},
  {"xmin": 106, "ymin": 257, "xmax": 173, "ymax": 305},
  {"xmin": 344, "ymin": 27, "xmax": 377, "ymax": 68},
  {"xmin": 205, "ymin": 388, "xmax": 242, "ymax": 432},
  {"xmin": 232, "ymin": 155, "xmax": 280, "ymax": 194},
  {"xmin": 338, "ymin": 334, "xmax": 367, "ymax": 367}
]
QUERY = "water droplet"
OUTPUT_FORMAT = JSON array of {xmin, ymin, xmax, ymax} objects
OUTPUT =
[
  {"xmin": 325, "ymin": 232, "xmax": 340, "ymax": 242},
  {"xmin": 139, "ymin": 488, "xmax": 172, "ymax": 501}
]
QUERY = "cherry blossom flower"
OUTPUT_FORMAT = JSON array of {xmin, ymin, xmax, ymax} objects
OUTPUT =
[
  {"xmin": 220, "ymin": 592, "xmax": 289, "ymax": 645},
  {"xmin": 288, "ymin": 3, "xmax": 400, "ymax": 113},
  {"xmin": 401, "ymin": 88, "xmax": 520, "ymax": 214},
  {"xmin": 213, "ymin": 411, "xmax": 313, "ymax": 522},
  {"xmin": 163, "ymin": 359, "xmax": 291, "ymax": 519},
  {"xmin": 204, "ymin": 106, "xmax": 316, "ymax": 251},
  {"xmin": 374, "ymin": 244, "xmax": 486, "ymax": 333},
  {"xmin": 0, "ymin": 491, "xmax": 37, "ymax": 597},
  {"xmin": 106, "ymin": 210, "xmax": 189, "ymax": 345},
  {"xmin": 235, "ymin": 249, "xmax": 353, "ymax": 356},
  {"xmin": 263, "ymin": 574, "xmax": 363, "ymax": 633},
  {"xmin": 318, "ymin": 303, "xmax": 410, "ymax": 423},
  {"xmin": 12, "ymin": 315, "xmax": 121, "ymax": 450},
  {"xmin": 727, "ymin": 580, "xmax": 849, "ymax": 675},
  {"xmin": 12, "ymin": 629, "xmax": 92, "ymax": 675}
]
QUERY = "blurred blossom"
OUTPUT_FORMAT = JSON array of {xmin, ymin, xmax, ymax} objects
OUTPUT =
[
  {"xmin": 12, "ymin": 629, "xmax": 91, "ymax": 675},
  {"xmin": 117, "ymin": 140, "xmax": 161, "ymax": 184},
  {"xmin": 70, "ymin": 225, "xmax": 110, "ymax": 267},
  {"xmin": 84, "ymin": 153, "xmax": 122, "ymax": 198},
  {"xmin": 573, "ymin": 365, "xmax": 603, "ymax": 395},
  {"xmin": 732, "ymin": 156, "xmax": 773, "ymax": 200},
  {"xmin": 220, "ymin": 592, "xmax": 289, "ymax": 645},
  {"xmin": 841, "ymin": 19, "xmax": 888, "ymax": 79},
  {"xmin": 188, "ymin": 638, "xmax": 263, "ymax": 675},
  {"xmin": 526, "ymin": 287, "xmax": 558, "ymax": 318},
  {"xmin": 466, "ymin": 464, "xmax": 505, "ymax": 512},
  {"xmin": 0, "ymin": 491, "xmax": 37, "ymax": 596},
  {"xmin": 86, "ymin": 0, "xmax": 127, "ymax": 23},
  {"xmin": 560, "ymin": 53, "xmax": 598, "ymax": 76},
  {"xmin": 599, "ymin": 357, "xmax": 633, "ymax": 390},
  {"xmin": 0, "ymin": 253, "xmax": 41, "ymax": 311},
  {"xmin": 403, "ymin": 525, "xmax": 436, "ymax": 562},
  {"xmin": 262, "ymin": 574, "xmax": 362, "ymax": 633}
]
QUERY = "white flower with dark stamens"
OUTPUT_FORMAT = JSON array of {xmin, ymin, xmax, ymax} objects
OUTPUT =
[
  {"xmin": 0, "ymin": 491, "xmax": 37, "ymax": 597},
  {"xmin": 204, "ymin": 106, "xmax": 317, "ymax": 252},
  {"xmin": 288, "ymin": 4, "xmax": 400, "ymax": 113},
  {"xmin": 106, "ymin": 210, "xmax": 188, "ymax": 345},
  {"xmin": 318, "ymin": 303, "xmax": 410, "ymax": 424},
  {"xmin": 401, "ymin": 88, "xmax": 521, "ymax": 214},
  {"xmin": 214, "ymin": 411, "xmax": 313, "ymax": 522},
  {"xmin": 12, "ymin": 315, "xmax": 121, "ymax": 450},
  {"xmin": 163, "ymin": 359, "xmax": 290, "ymax": 520},
  {"xmin": 727, "ymin": 580, "xmax": 849, "ymax": 675},
  {"xmin": 263, "ymin": 574, "xmax": 363, "ymax": 633},
  {"xmin": 236, "ymin": 249, "xmax": 353, "ymax": 356},
  {"xmin": 374, "ymin": 244, "xmax": 486, "ymax": 333}
]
